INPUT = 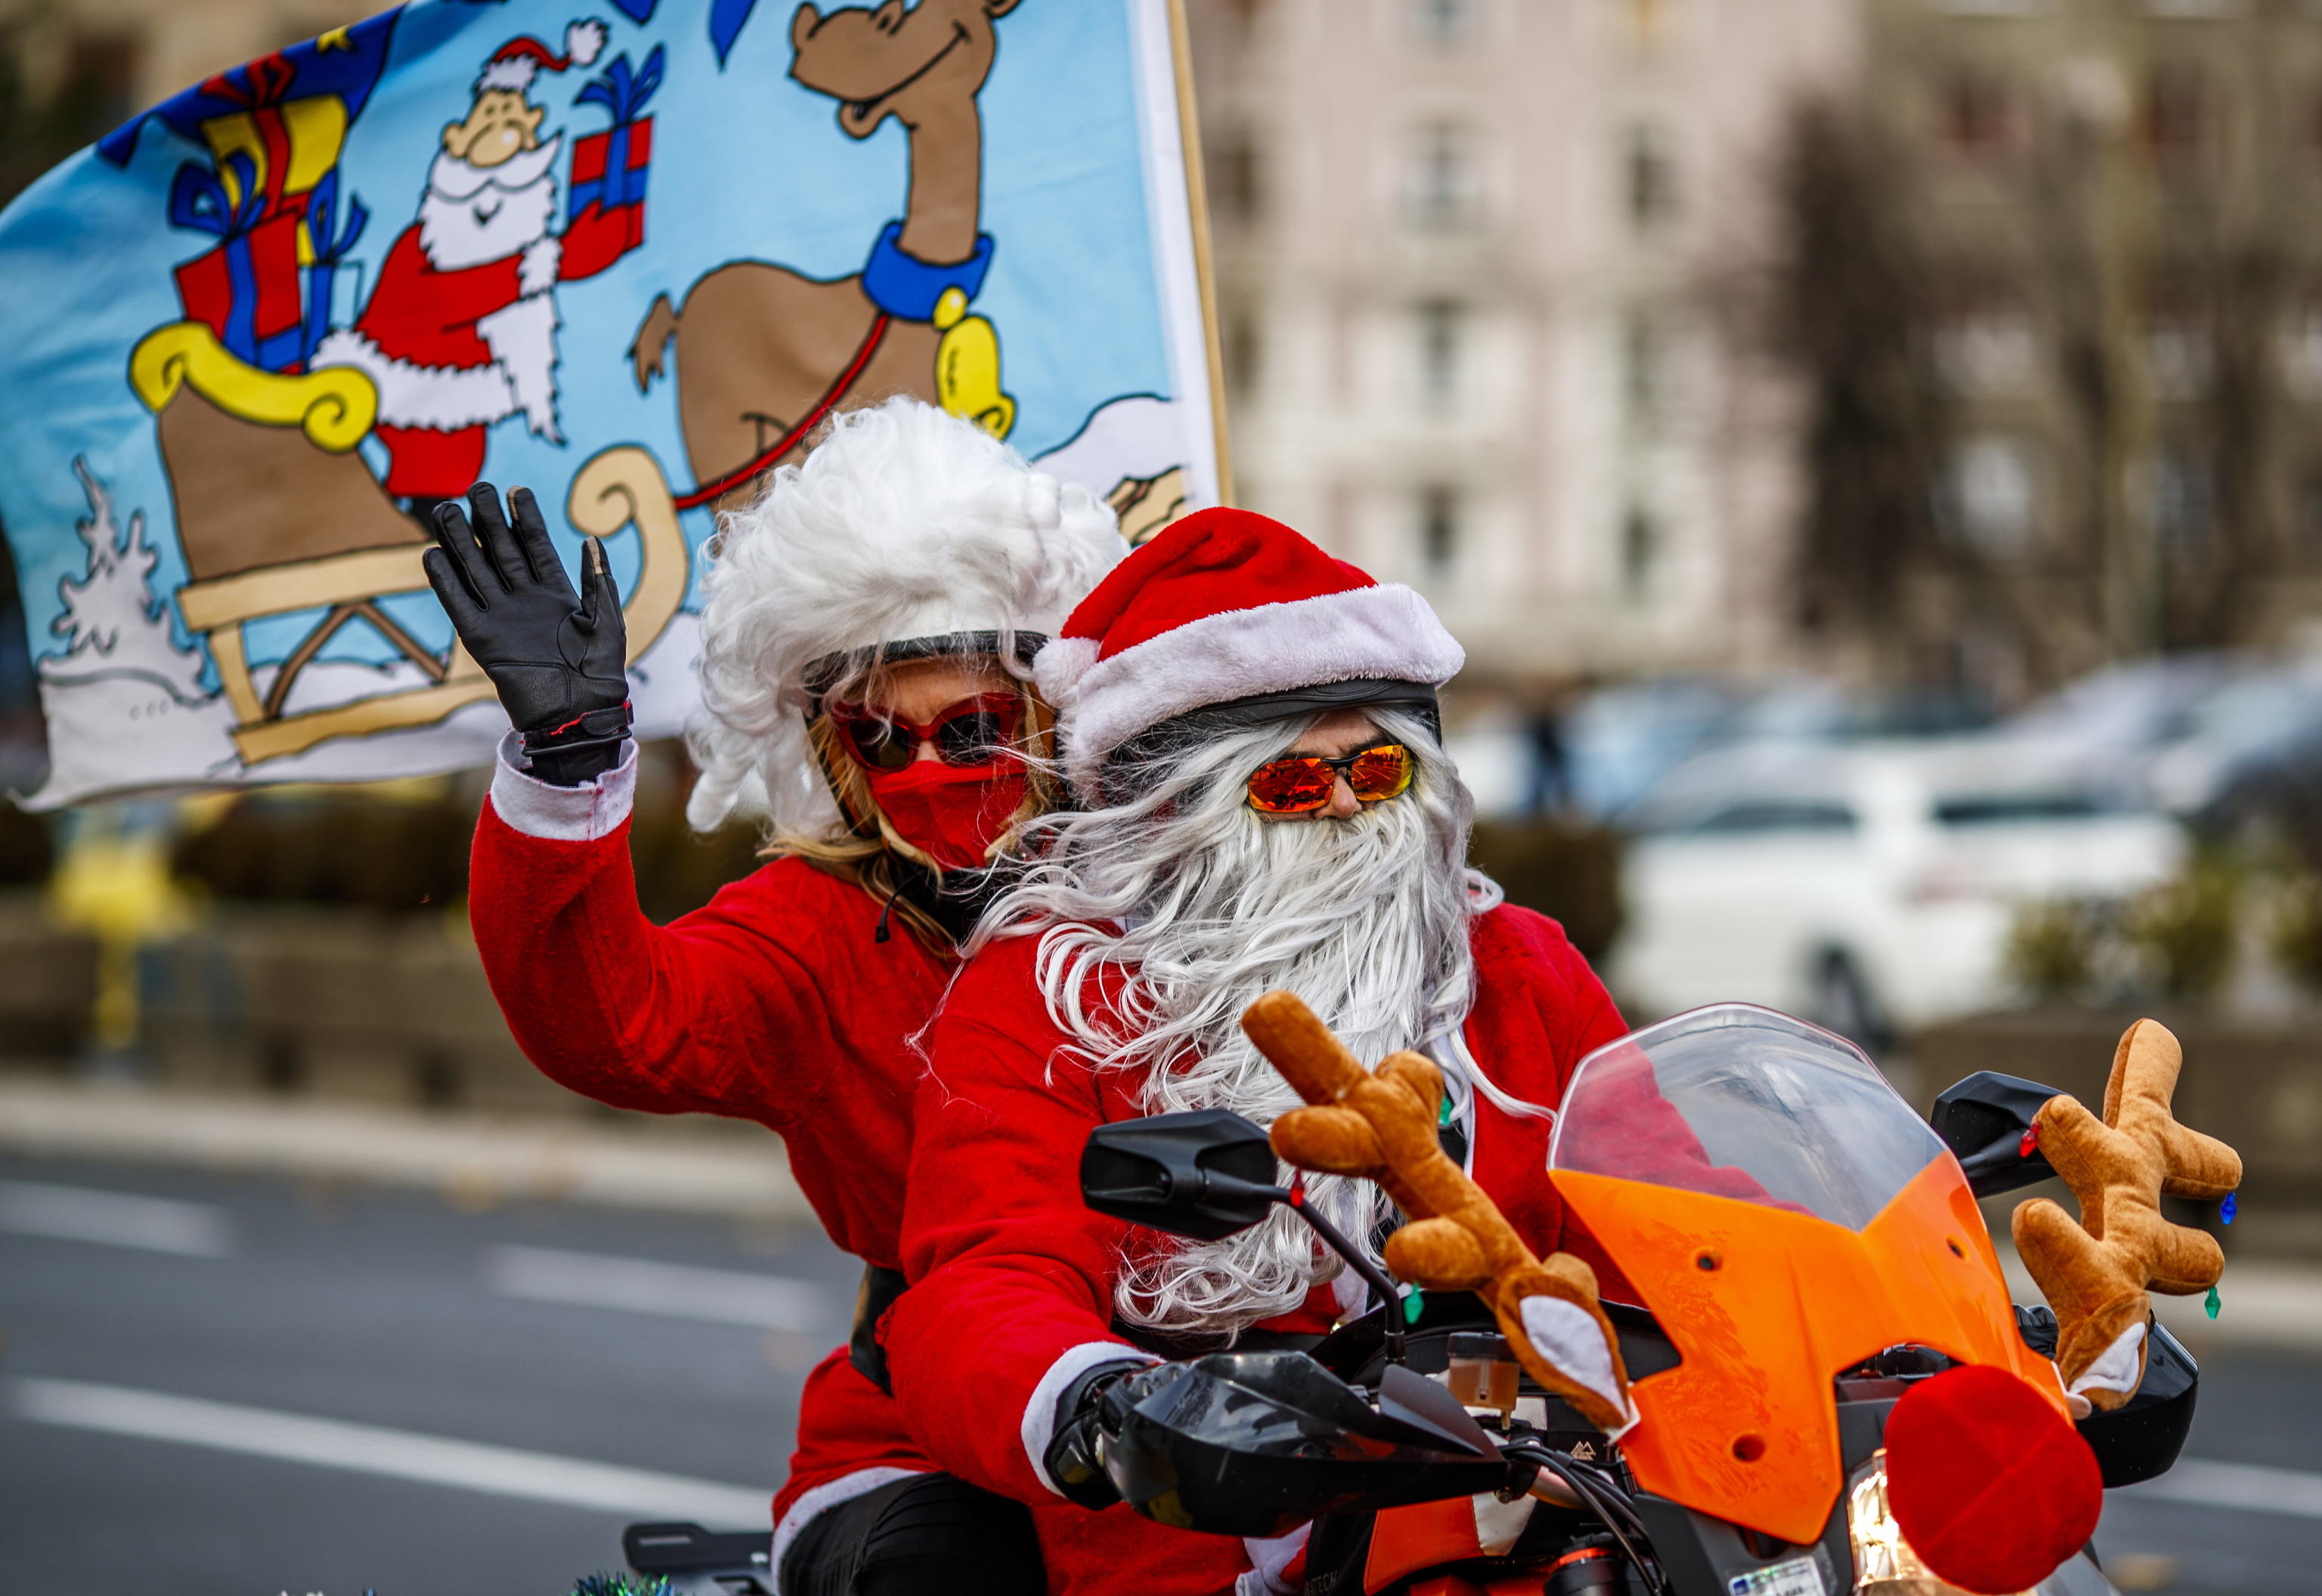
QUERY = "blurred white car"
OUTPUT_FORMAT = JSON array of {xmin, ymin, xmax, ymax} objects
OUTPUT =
[{"xmin": 1607, "ymin": 741, "xmax": 2184, "ymax": 1038}]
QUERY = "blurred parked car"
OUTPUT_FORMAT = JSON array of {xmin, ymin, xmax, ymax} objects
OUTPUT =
[
  {"xmin": 2147, "ymin": 660, "xmax": 2322, "ymax": 818},
  {"xmin": 2195, "ymin": 716, "xmax": 2322, "ymax": 873},
  {"xmin": 1995, "ymin": 652, "xmax": 2322, "ymax": 830},
  {"xmin": 1559, "ymin": 679, "xmax": 1745, "ymax": 818},
  {"xmin": 1995, "ymin": 654, "xmax": 2243, "ymax": 799},
  {"xmin": 1608, "ymin": 741, "xmax": 2183, "ymax": 1041},
  {"xmin": 1557, "ymin": 677, "xmax": 1990, "ymax": 821}
]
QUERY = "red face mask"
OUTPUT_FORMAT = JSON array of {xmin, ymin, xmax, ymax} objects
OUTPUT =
[{"xmin": 862, "ymin": 759, "xmax": 1029, "ymax": 873}]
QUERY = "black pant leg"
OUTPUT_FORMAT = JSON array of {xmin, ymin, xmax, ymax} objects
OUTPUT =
[{"xmin": 780, "ymin": 1472, "xmax": 1042, "ymax": 1596}]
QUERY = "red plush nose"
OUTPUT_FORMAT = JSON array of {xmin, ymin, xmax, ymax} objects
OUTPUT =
[{"xmin": 1884, "ymin": 1363, "xmax": 2104, "ymax": 1595}]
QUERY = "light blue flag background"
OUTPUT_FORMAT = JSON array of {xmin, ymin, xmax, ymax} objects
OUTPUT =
[{"xmin": 0, "ymin": 0, "xmax": 1220, "ymax": 807}]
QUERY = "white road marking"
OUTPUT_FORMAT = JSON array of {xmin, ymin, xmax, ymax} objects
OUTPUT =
[
  {"xmin": 485, "ymin": 1244, "xmax": 829, "ymax": 1332},
  {"xmin": 11, "ymin": 1378, "xmax": 773, "ymax": 1523},
  {"xmin": 0, "ymin": 1180, "xmax": 231, "ymax": 1256},
  {"xmin": 2125, "ymin": 1458, "xmax": 2322, "ymax": 1520}
]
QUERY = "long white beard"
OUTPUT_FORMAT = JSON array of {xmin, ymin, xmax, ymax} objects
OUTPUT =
[
  {"xmin": 986, "ymin": 710, "xmax": 1484, "ymax": 1338},
  {"xmin": 418, "ymin": 142, "xmax": 560, "ymax": 270}
]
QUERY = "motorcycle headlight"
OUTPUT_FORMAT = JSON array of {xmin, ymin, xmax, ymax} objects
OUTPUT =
[
  {"xmin": 1846, "ymin": 1450, "xmax": 2018, "ymax": 1596},
  {"xmin": 1847, "ymin": 1449, "xmax": 2104, "ymax": 1596}
]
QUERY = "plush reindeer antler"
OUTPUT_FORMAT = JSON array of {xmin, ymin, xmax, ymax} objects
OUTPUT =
[
  {"xmin": 1240, "ymin": 991, "xmax": 1634, "ymax": 1434},
  {"xmin": 2011, "ymin": 1019, "xmax": 2242, "ymax": 1410}
]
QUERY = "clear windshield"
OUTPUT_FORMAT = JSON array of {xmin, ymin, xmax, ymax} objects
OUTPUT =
[{"xmin": 1546, "ymin": 1004, "xmax": 1948, "ymax": 1230}]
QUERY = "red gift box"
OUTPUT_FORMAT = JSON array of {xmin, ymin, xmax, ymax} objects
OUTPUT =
[
  {"xmin": 570, "ymin": 116, "xmax": 652, "ymax": 219},
  {"xmin": 173, "ymin": 207, "xmax": 307, "ymax": 371}
]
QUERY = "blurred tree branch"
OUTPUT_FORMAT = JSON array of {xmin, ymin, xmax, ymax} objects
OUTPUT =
[{"xmin": 1766, "ymin": 96, "xmax": 1954, "ymax": 682}]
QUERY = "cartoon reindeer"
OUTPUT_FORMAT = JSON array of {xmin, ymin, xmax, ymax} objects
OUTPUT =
[{"xmin": 630, "ymin": 0, "xmax": 1020, "ymax": 508}]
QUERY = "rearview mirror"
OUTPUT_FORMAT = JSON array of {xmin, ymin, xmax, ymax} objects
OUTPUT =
[
  {"xmin": 1081, "ymin": 1109, "xmax": 1283, "ymax": 1241},
  {"xmin": 1931, "ymin": 1071, "xmax": 2060, "ymax": 1199}
]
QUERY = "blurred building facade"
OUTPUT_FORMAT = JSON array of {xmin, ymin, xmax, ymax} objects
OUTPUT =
[
  {"xmin": 1807, "ymin": 0, "xmax": 2322, "ymax": 701},
  {"xmin": 0, "ymin": 0, "xmax": 359, "ymax": 139},
  {"xmin": 1182, "ymin": 0, "xmax": 1858, "ymax": 691},
  {"xmin": 20, "ymin": 0, "xmax": 2322, "ymax": 710}
]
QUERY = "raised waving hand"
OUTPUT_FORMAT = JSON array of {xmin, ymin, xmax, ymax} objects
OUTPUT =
[{"xmin": 423, "ymin": 482, "xmax": 630, "ymax": 784}]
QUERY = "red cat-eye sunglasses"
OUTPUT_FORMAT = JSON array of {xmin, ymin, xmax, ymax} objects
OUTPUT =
[{"xmin": 825, "ymin": 694, "xmax": 1023, "ymax": 773}]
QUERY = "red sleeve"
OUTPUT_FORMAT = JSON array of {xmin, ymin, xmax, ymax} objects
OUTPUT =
[
  {"xmin": 1515, "ymin": 906, "xmax": 1629, "ymax": 1079},
  {"xmin": 467, "ymin": 798, "xmax": 841, "ymax": 1127},
  {"xmin": 557, "ymin": 202, "xmax": 635, "ymax": 281},
  {"xmin": 1469, "ymin": 905, "xmax": 1628, "ymax": 1106},
  {"xmin": 364, "ymin": 228, "xmax": 522, "ymax": 339},
  {"xmin": 1557, "ymin": 939, "xmax": 1630, "ymax": 1072},
  {"xmin": 1472, "ymin": 908, "xmax": 1797, "ymax": 1231},
  {"xmin": 885, "ymin": 945, "xmax": 1147, "ymax": 1505}
]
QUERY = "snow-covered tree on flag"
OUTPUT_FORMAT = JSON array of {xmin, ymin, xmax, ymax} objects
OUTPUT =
[{"xmin": 43, "ymin": 458, "xmax": 207, "ymax": 703}]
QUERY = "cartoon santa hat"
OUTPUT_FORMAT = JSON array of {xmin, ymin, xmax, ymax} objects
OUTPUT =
[
  {"xmin": 477, "ymin": 18, "xmax": 607, "ymax": 94},
  {"xmin": 1033, "ymin": 508, "xmax": 1465, "ymax": 803}
]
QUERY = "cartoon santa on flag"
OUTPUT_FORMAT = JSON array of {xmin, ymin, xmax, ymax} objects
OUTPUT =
[{"xmin": 315, "ymin": 19, "xmax": 646, "ymax": 506}]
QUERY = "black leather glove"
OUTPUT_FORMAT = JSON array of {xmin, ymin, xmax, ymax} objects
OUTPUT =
[
  {"xmin": 423, "ymin": 482, "xmax": 630, "ymax": 786},
  {"xmin": 1043, "ymin": 1359, "xmax": 1150, "ymax": 1510}
]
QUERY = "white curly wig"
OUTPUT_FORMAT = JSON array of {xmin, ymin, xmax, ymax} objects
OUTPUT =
[{"xmin": 686, "ymin": 397, "xmax": 1126, "ymax": 831}]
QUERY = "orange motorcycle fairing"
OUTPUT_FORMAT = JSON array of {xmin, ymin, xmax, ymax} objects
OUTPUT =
[{"xmin": 1550, "ymin": 1152, "xmax": 2068, "ymax": 1548}]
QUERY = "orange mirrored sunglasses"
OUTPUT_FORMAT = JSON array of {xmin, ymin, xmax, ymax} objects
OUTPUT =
[{"xmin": 1245, "ymin": 742, "xmax": 1416, "ymax": 814}]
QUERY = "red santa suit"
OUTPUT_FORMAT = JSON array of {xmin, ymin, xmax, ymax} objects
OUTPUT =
[
  {"xmin": 884, "ymin": 911, "xmax": 1630, "ymax": 1596},
  {"xmin": 879, "ymin": 509, "xmax": 1636, "ymax": 1596},
  {"xmin": 319, "ymin": 178, "xmax": 638, "ymax": 498},
  {"xmin": 468, "ymin": 743, "xmax": 949, "ymax": 1563},
  {"xmin": 457, "ymin": 397, "xmax": 1129, "ymax": 1578},
  {"xmin": 338, "ymin": 206, "xmax": 634, "ymax": 497}
]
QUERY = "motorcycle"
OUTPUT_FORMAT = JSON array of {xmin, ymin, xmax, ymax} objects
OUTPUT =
[{"xmin": 1070, "ymin": 1002, "xmax": 2204, "ymax": 1596}]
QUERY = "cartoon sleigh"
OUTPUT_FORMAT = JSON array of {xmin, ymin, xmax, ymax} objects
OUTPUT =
[
  {"xmin": 115, "ymin": 26, "xmax": 683, "ymax": 767},
  {"xmin": 129, "ymin": 326, "xmax": 685, "ymax": 765}
]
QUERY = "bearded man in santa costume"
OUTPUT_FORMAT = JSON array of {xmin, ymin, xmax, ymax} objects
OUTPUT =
[
  {"xmin": 317, "ymin": 19, "xmax": 643, "ymax": 508},
  {"xmin": 423, "ymin": 397, "xmax": 1123, "ymax": 1595},
  {"xmin": 881, "ymin": 509, "xmax": 1632, "ymax": 1596}
]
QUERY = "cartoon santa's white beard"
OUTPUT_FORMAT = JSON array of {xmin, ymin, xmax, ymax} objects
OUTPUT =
[{"xmin": 420, "ymin": 140, "xmax": 562, "ymax": 269}]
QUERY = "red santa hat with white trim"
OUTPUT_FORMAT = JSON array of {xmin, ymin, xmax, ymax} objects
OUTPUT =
[
  {"xmin": 1033, "ymin": 508, "xmax": 1465, "ymax": 803},
  {"xmin": 478, "ymin": 18, "xmax": 606, "ymax": 94}
]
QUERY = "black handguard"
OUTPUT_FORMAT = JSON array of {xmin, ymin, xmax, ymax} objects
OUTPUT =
[
  {"xmin": 423, "ymin": 481, "xmax": 630, "ymax": 786},
  {"xmin": 1043, "ymin": 1359, "xmax": 1151, "ymax": 1510}
]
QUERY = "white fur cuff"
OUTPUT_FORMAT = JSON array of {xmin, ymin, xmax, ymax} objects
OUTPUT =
[
  {"xmin": 310, "ymin": 327, "xmax": 515, "ymax": 431},
  {"xmin": 1237, "ymin": 1523, "xmax": 1312, "ymax": 1596},
  {"xmin": 519, "ymin": 236, "xmax": 562, "ymax": 296},
  {"xmin": 1021, "ymin": 1341, "xmax": 1159, "ymax": 1497},
  {"xmin": 488, "ymin": 731, "xmax": 638, "ymax": 842}
]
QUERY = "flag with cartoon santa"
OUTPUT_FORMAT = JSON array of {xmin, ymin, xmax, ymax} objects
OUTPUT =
[
  {"xmin": 314, "ymin": 20, "xmax": 655, "ymax": 505},
  {"xmin": 0, "ymin": 0, "xmax": 1229, "ymax": 806}
]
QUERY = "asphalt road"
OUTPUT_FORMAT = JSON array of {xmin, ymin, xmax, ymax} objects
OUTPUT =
[
  {"xmin": 0, "ymin": 1152, "xmax": 859, "ymax": 1596},
  {"xmin": 4, "ymin": 1152, "xmax": 2322, "ymax": 1595}
]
